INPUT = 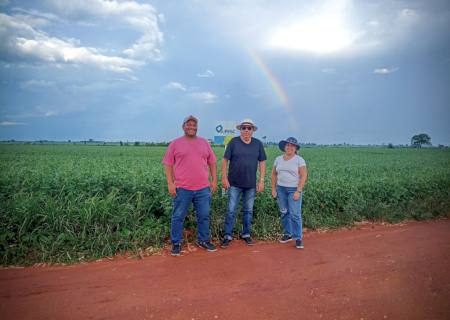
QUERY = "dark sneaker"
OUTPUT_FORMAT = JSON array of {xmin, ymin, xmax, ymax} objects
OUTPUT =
[
  {"xmin": 171, "ymin": 243, "xmax": 181, "ymax": 256},
  {"xmin": 221, "ymin": 238, "xmax": 232, "ymax": 248},
  {"xmin": 197, "ymin": 241, "xmax": 217, "ymax": 252},
  {"xmin": 242, "ymin": 237, "xmax": 254, "ymax": 246},
  {"xmin": 295, "ymin": 239, "xmax": 304, "ymax": 249},
  {"xmin": 279, "ymin": 235, "xmax": 293, "ymax": 243}
]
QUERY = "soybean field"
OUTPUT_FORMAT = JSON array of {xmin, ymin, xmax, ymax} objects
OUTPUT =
[{"xmin": 1, "ymin": 144, "xmax": 449, "ymax": 265}]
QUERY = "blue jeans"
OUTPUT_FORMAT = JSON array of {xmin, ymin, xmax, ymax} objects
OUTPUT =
[
  {"xmin": 224, "ymin": 186, "xmax": 256, "ymax": 240},
  {"xmin": 276, "ymin": 185, "xmax": 303, "ymax": 240},
  {"xmin": 170, "ymin": 187, "xmax": 211, "ymax": 244}
]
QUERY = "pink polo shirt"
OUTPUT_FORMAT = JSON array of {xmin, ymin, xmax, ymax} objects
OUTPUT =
[{"xmin": 162, "ymin": 136, "xmax": 217, "ymax": 190}]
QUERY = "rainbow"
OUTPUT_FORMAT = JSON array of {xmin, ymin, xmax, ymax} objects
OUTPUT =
[{"xmin": 248, "ymin": 49, "xmax": 299, "ymax": 131}]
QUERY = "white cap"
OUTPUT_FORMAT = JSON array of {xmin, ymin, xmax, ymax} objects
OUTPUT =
[{"xmin": 182, "ymin": 115, "xmax": 198, "ymax": 126}]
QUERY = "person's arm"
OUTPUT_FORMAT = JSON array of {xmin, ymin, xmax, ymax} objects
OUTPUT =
[
  {"xmin": 293, "ymin": 166, "xmax": 307, "ymax": 200},
  {"xmin": 298, "ymin": 166, "xmax": 307, "ymax": 191},
  {"xmin": 257, "ymin": 141, "xmax": 267, "ymax": 193},
  {"xmin": 221, "ymin": 158, "xmax": 230, "ymax": 190},
  {"xmin": 206, "ymin": 144, "xmax": 218, "ymax": 193},
  {"xmin": 164, "ymin": 164, "xmax": 177, "ymax": 197},
  {"xmin": 271, "ymin": 166, "xmax": 277, "ymax": 198},
  {"xmin": 257, "ymin": 160, "xmax": 266, "ymax": 192},
  {"xmin": 209, "ymin": 161, "xmax": 218, "ymax": 193}
]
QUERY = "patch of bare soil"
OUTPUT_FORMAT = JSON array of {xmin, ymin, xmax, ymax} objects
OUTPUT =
[{"xmin": 1, "ymin": 219, "xmax": 449, "ymax": 319}]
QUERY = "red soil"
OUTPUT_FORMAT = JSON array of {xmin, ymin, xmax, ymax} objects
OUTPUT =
[{"xmin": 1, "ymin": 219, "xmax": 449, "ymax": 320}]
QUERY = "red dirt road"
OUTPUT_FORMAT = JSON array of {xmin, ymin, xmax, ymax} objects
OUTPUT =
[{"xmin": 1, "ymin": 220, "xmax": 450, "ymax": 320}]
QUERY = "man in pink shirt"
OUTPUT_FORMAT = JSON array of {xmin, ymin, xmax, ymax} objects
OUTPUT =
[{"xmin": 163, "ymin": 115, "xmax": 218, "ymax": 256}]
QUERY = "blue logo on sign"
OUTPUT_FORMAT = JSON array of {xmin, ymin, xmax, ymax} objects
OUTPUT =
[{"xmin": 216, "ymin": 125, "xmax": 223, "ymax": 133}]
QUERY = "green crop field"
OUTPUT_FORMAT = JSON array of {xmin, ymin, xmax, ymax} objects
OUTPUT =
[{"xmin": 1, "ymin": 144, "xmax": 449, "ymax": 265}]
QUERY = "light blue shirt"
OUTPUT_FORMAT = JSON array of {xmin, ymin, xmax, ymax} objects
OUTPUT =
[{"xmin": 274, "ymin": 155, "xmax": 306, "ymax": 188}]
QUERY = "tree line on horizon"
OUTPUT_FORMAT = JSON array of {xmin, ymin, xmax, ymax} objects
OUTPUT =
[{"xmin": 0, "ymin": 133, "xmax": 445, "ymax": 148}]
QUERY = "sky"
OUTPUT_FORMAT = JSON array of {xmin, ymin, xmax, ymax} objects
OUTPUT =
[{"xmin": 0, "ymin": 0, "xmax": 449, "ymax": 145}]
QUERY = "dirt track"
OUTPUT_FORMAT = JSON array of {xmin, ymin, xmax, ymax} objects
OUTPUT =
[{"xmin": 1, "ymin": 219, "xmax": 450, "ymax": 320}]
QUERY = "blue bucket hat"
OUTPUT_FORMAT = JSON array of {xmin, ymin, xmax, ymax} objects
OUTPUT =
[{"xmin": 278, "ymin": 137, "xmax": 300, "ymax": 152}]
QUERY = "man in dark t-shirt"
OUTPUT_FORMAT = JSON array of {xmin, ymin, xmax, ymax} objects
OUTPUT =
[{"xmin": 221, "ymin": 118, "xmax": 267, "ymax": 248}]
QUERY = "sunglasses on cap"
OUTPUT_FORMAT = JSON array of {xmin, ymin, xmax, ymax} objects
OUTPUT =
[{"xmin": 240, "ymin": 126, "xmax": 253, "ymax": 131}]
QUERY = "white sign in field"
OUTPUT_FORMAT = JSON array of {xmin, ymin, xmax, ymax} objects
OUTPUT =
[
  {"xmin": 215, "ymin": 121, "xmax": 237, "ymax": 136},
  {"xmin": 214, "ymin": 121, "xmax": 236, "ymax": 145}
]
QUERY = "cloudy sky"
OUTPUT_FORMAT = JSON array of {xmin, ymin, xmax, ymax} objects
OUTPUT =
[{"xmin": 1, "ymin": 0, "xmax": 449, "ymax": 145}]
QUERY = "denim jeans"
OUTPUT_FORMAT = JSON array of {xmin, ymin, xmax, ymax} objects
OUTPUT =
[
  {"xmin": 170, "ymin": 187, "xmax": 211, "ymax": 244},
  {"xmin": 224, "ymin": 186, "xmax": 256, "ymax": 240},
  {"xmin": 276, "ymin": 185, "xmax": 303, "ymax": 240}
]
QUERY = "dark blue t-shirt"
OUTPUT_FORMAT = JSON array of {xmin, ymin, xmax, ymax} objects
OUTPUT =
[{"xmin": 224, "ymin": 137, "xmax": 267, "ymax": 188}]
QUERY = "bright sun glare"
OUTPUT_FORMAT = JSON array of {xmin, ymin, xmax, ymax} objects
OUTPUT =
[{"xmin": 269, "ymin": 13, "xmax": 355, "ymax": 54}]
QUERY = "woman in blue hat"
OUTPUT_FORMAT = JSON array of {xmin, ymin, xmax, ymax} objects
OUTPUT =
[{"xmin": 270, "ymin": 137, "xmax": 308, "ymax": 249}]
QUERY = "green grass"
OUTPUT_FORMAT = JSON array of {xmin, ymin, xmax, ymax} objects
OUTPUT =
[{"xmin": 1, "ymin": 144, "xmax": 449, "ymax": 265}]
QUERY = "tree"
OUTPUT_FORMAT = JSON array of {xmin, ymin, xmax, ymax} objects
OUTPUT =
[{"xmin": 411, "ymin": 133, "xmax": 431, "ymax": 148}]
